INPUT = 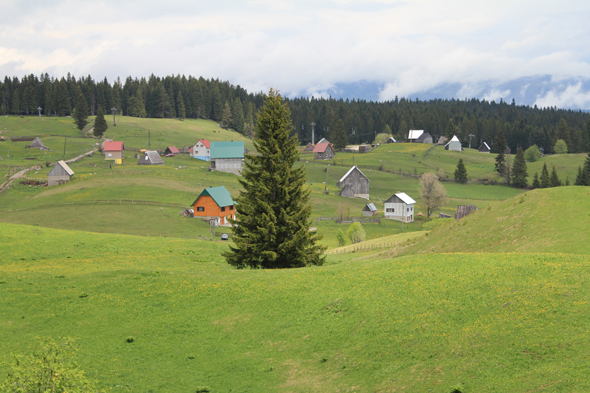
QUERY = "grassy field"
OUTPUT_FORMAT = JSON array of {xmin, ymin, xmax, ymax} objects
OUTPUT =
[{"xmin": 2, "ymin": 217, "xmax": 590, "ymax": 392}]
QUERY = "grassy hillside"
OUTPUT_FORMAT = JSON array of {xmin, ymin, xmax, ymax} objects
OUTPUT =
[
  {"xmin": 400, "ymin": 186, "xmax": 590, "ymax": 255},
  {"xmin": 1, "ymin": 222, "xmax": 590, "ymax": 392}
]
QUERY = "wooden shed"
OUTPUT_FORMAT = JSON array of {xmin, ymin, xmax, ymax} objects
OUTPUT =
[
  {"xmin": 455, "ymin": 205, "xmax": 478, "ymax": 220},
  {"xmin": 384, "ymin": 192, "xmax": 416, "ymax": 223},
  {"xmin": 29, "ymin": 137, "xmax": 50, "ymax": 151},
  {"xmin": 164, "ymin": 146, "xmax": 180, "ymax": 155},
  {"xmin": 386, "ymin": 137, "xmax": 397, "ymax": 143},
  {"xmin": 363, "ymin": 203, "xmax": 378, "ymax": 216},
  {"xmin": 416, "ymin": 132, "xmax": 433, "ymax": 144},
  {"xmin": 301, "ymin": 142, "xmax": 315, "ymax": 153},
  {"xmin": 338, "ymin": 165, "xmax": 369, "ymax": 199},
  {"xmin": 191, "ymin": 186, "xmax": 236, "ymax": 226},
  {"xmin": 478, "ymin": 142, "xmax": 491, "ymax": 153},
  {"xmin": 47, "ymin": 160, "xmax": 74, "ymax": 186},
  {"xmin": 137, "ymin": 151, "xmax": 164, "ymax": 165}
]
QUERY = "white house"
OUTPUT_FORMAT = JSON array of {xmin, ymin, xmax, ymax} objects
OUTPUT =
[
  {"xmin": 384, "ymin": 192, "xmax": 416, "ymax": 223},
  {"xmin": 445, "ymin": 135, "xmax": 462, "ymax": 151},
  {"xmin": 192, "ymin": 139, "xmax": 211, "ymax": 161},
  {"xmin": 408, "ymin": 130, "xmax": 424, "ymax": 142}
]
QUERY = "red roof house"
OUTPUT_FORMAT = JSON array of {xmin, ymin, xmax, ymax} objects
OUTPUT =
[
  {"xmin": 104, "ymin": 141, "xmax": 124, "ymax": 160},
  {"xmin": 313, "ymin": 142, "xmax": 335, "ymax": 160},
  {"xmin": 164, "ymin": 146, "xmax": 180, "ymax": 156}
]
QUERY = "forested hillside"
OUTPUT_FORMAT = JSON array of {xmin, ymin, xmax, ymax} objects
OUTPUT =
[{"xmin": 2, "ymin": 73, "xmax": 590, "ymax": 153}]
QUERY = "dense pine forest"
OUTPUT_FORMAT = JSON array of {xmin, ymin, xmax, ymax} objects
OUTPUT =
[{"xmin": 2, "ymin": 73, "xmax": 590, "ymax": 154}]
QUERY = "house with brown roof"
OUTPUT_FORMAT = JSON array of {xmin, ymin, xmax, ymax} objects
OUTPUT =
[
  {"xmin": 164, "ymin": 146, "xmax": 180, "ymax": 156},
  {"xmin": 313, "ymin": 142, "xmax": 335, "ymax": 160},
  {"xmin": 104, "ymin": 141, "xmax": 124, "ymax": 160},
  {"xmin": 192, "ymin": 139, "xmax": 211, "ymax": 161}
]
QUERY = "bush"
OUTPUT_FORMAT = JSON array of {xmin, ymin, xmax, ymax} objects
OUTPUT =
[
  {"xmin": 346, "ymin": 222, "xmax": 366, "ymax": 244},
  {"xmin": 554, "ymin": 139, "xmax": 568, "ymax": 154},
  {"xmin": 195, "ymin": 387, "xmax": 211, "ymax": 393},
  {"xmin": 336, "ymin": 229, "xmax": 347, "ymax": 247},
  {"xmin": 524, "ymin": 144, "xmax": 541, "ymax": 162}
]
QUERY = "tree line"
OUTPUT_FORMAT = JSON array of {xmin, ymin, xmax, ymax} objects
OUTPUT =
[{"xmin": 2, "ymin": 73, "xmax": 590, "ymax": 154}]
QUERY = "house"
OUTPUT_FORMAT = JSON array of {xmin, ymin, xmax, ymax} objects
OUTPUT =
[
  {"xmin": 479, "ymin": 142, "xmax": 491, "ymax": 153},
  {"xmin": 416, "ymin": 132, "xmax": 433, "ymax": 144},
  {"xmin": 437, "ymin": 136, "xmax": 449, "ymax": 145},
  {"xmin": 192, "ymin": 139, "xmax": 211, "ymax": 161},
  {"xmin": 386, "ymin": 137, "xmax": 397, "ymax": 143},
  {"xmin": 104, "ymin": 141, "xmax": 124, "ymax": 160},
  {"xmin": 29, "ymin": 137, "xmax": 50, "ymax": 151},
  {"xmin": 455, "ymin": 205, "xmax": 478, "ymax": 220},
  {"xmin": 191, "ymin": 186, "xmax": 236, "ymax": 226},
  {"xmin": 179, "ymin": 146, "xmax": 191, "ymax": 154},
  {"xmin": 164, "ymin": 146, "xmax": 180, "ymax": 156},
  {"xmin": 384, "ymin": 192, "xmax": 416, "ymax": 223},
  {"xmin": 362, "ymin": 203, "xmax": 378, "ymax": 217},
  {"xmin": 47, "ymin": 160, "xmax": 74, "ymax": 186},
  {"xmin": 408, "ymin": 130, "xmax": 424, "ymax": 142},
  {"xmin": 210, "ymin": 141, "xmax": 244, "ymax": 174},
  {"xmin": 337, "ymin": 165, "xmax": 369, "ymax": 199},
  {"xmin": 137, "ymin": 150, "xmax": 164, "ymax": 165},
  {"xmin": 313, "ymin": 142, "xmax": 335, "ymax": 160},
  {"xmin": 445, "ymin": 135, "xmax": 462, "ymax": 151}
]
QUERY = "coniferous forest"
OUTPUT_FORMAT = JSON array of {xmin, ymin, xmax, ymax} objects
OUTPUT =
[{"xmin": 2, "ymin": 73, "xmax": 590, "ymax": 154}]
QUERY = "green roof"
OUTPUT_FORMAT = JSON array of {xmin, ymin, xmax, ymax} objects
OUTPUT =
[
  {"xmin": 210, "ymin": 141, "xmax": 244, "ymax": 159},
  {"xmin": 192, "ymin": 186, "xmax": 235, "ymax": 208}
]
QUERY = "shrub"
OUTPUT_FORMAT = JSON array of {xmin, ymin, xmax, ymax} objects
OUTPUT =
[
  {"xmin": 336, "ymin": 229, "xmax": 347, "ymax": 247},
  {"xmin": 346, "ymin": 222, "xmax": 366, "ymax": 244},
  {"xmin": 126, "ymin": 336, "xmax": 135, "ymax": 343},
  {"xmin": 524, "ymin": 144, "xmax": 541, "ymax": 162},
  {"xmin": 195, "ymin": 387, "xmax": 211, "ymax": 393},
  {"xmin": 554, "ymin": 139, "xmax": 568, "ymax": 154}
]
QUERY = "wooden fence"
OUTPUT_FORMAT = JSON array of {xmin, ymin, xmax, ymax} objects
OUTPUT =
[
  {"xmin": 325, "ymin": 241, "xmax": 398, "ymax": 255},
  {"xmin": 0, "ymin": 199, "xmax": 188, "ymax": 213},
  {"xmin": 316, "ymin": 216, "xmax": 381, "ymax": 224}
]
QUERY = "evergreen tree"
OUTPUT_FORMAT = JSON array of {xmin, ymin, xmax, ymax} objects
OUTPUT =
[
  {"xmin": 540, "ymin": 163, "xmax": 550, "ymax": 188},
  {"xmin": 176, "ymin": 91, "xmax": 186, "ymax": 119},
  {"xmin": 494, "ymin": 129, "xmax": 507, "ymax": 175},
  {"xmin": 582, "ymin": 152, "xmax": 590, "ymax": 185},
  {"xmin": 11, "ymin": 89, "xmax": 20, "ymax": 115},
  {"xmin": 93, "ymin": 106, "xmax": 108, "ymax": 137},
  {"xmin": 453, "ymin": 158, "xmax": 468, "ymax": 184},
  {"xmin": 330, "ymin": 119, "xmax": 348, "ymax": 150},
  {"xmin": 550, "ymin": 165, "xmax": 560, "ymax": 187},
  {"xmin": 575, "ymin": 166, "xmax": 584, "ymax": 186},
  {"xmin": 231, "ymin": 97, "xmax": 244, "ymax": 133},
  {"xmin": 511, "ymin": 146, "xmax": 528, "ymax": 188},
  {"xmin": 133, "ymin": 89, "xmax": 147, "ymax": 117},
  {"xmin": 56, "ymin": 79, "xmax": 71, "ymax": 116},
  {"xmin": 532, "ymin": 172, "xmax": 541, "ymax": 188},
  {"xmin": 221, "ymin": 101, "xmax": 232, "ymax": 129},
  {"xmin": 72, "ymin": 90, "xmax": 89, "ymax": 131},
  {"xmin": 224, "ymin": 89, "xmax": 325, "ymax": 269},
  {"xmin": 445, "ymin": 118, "xmax": 459, "ymax": 139}
]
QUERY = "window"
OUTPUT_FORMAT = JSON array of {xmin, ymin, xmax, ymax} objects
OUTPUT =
[
  {"xmin": 221, "ymin": 206, "xmax": 226, "ymax": 212},
  {"xmin": 145, "ymin": 156, "xmax": 148, "ymax": 160},
  {"xmin": 230, "ymin": 205, "xmax": 234, "ymax": 210},
  {"xmin": 386, "ymin": 208, "xmax": 394, "ymax": 213},
  {"xmin": 108, "ymin": 153, "xmax": 112, "ymax": 157},
  {"xmin": 197, "ymin": 207, "xmax": 204, "ymax": 212}
]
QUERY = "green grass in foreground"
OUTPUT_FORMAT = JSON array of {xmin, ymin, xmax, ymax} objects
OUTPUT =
[{"xmin": 1, "ymin": 222, "xmax": 590, "ymax": 391}]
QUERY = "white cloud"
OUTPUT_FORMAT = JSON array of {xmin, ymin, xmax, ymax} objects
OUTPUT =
[{"xmin": 534, "ymin": 82, "xmax": 590, "ymax": 109}]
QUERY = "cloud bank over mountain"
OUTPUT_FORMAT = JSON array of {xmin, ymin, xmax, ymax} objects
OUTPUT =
[{"xmin": 1, "ymin": 0, "xmax": 589, "ymax": 109}]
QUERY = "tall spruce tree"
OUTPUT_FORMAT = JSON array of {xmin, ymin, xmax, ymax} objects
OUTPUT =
[
  {"xmin": 494, "ymin": 129, "xmax": 507, "ymax": 175},
  {"xmin": 532, "ymin": 172, "xmax": 541, "ymax": 188},
  {"xmin": 224, "ymin": 89, "xmax": 325, "ymax": 269},
  {"xmin": 330, "ymin": 119, "xmax": 348, "ymax": 150},
  {"xmin": 550, "ymin": 165, "xmax": 560, "ymax": 187},
  {"xmin": 93, "ymin": 106, "xmax": 108, "ymax": 137},
  {"xmin": 454, "ymin": 158, "xmax": 468, "ymax": 184},
  {"xmin": 583, "ymin": 152, "xmax": 590, "ymax": 185},
  {"xmin": 221, "ymin": 101, "xmax": 232, "ymax": 129},
  {"xmin": 540, "ymin": 163, "xmax": 550, "ymax": 188},
  {"xmin": 511, "ymin": 146, "xmax": 528, "ymax": 188},
  {"xmin": 73, "ymin": 90, "xmax": 89, "ymax": 132}
]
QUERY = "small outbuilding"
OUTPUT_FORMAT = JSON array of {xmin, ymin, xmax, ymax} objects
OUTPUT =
[
  {"xmin": 137, "ymin": 151, "xmax": 164, "ymax": 165},
  {"xmin": 408, "ymin": 130, "xmax": 424, "ymax": 142},
  {"xmin": 29, "ymin": 137, "xmax": 50, "ymax": 151},
  {"xmin": 416, "ymin": 132, "xmax": 433, "ymax": 144},
  {"xmin": 362, "ymin": 203, "xmax": 378, "ymax": 217},
  {"xmin": 337, "ymin": 165, "xmax": 369, "ymax": 199},
  {"xmin": 478, "ymin": 142, "xmax": 491, "ymax": 153},
  {"xmin": 210, "ymin": 141, "xmax": 244, "ymax": 175},
  {"xmin": 455, "ymin": 205, "xmax": 478, "ymax": 220},
  {"xmin": 445, "ymin": 135, "xmax": 462, "ymax": 151},
  {"xmin": 164, "ymin": 146, "xmax": 180, "ymax": 156},
  {"xmin": 386, "ymin": 137, "xmax": 397, "ymax": 143},
  {"xmin": 192, "ymin": 139, "xmax": 211, "ymax": 160},
  {"xmin": 437, "ymin": 136, "xmax": 449, "ymax": 145},
  {"xmin": 104, "ymin": 141, "xmax": 124, "ymax": 160},
  {"xmin": 301, "ymin": 142, "xmax": 315, "ymax": 153},
  {"xmin": 47, "ymin": 160, "xmax": 74, "ymax": 186},
  {"xmin": 313, "ymin": 142, "xmax": 335, "ymax": 160},
  {"xmin": 384, "ymin": 192, "xmax": 416, "ymax": 223},
  {"xmin": 191, "ymin": 186, "xmax": 236, "ymax": 226}
]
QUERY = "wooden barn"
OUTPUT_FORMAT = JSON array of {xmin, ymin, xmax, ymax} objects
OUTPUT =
[
  {"xmin": 437, "ymin": 136, "xmax": 449, "ymax": 145},
  {"xmin": 455, "ymin": 205, "xmax": 478, "ymax": 220},
  {"xmin": 386, "ymin": 137, "xmax": 397, "ymax": 143},
  {"xmin": 479, "ymin": 142, "xmax": 491, "ymax": 153},
  {"xmin": 191, "ymin": 186, "xmax": 236, "ymax": 226},
  {"xmin": 48, "ymin": 160, "xmax": 74, "ymax": 186},
  {"xmin": 416, "ymin": 132, "xmax": 433, "ymax": 144},
  {"xmin": 362, "ymin": 203, "xmax": 378, "ymax": 216},
  {"xmin": 445, "ymin": 135, "xmax": 462, "ymax": 151},
  {"xmin": 384, "ymin": 192, "xmax": 416, "ymax": 223},
  {"xmin": 137, "ymin": 151, "xmax": 164, "ymax": 165},
  {"xmin": 313, "ymin": 143, "xmax": 335, "ymax": 160},
  {"xmin": 191, "ymin": 139, "xmax": 211, "ymax": 160},
  {"xmin": 104, "ymin": 141, "xmax": 124, "ymax": 160},
  {"xmin": 210, "ymin": 141, "xmax": 244, "ymax": 174},
  {"xmin": 301, "ymin": 142, "xmax": 315, "ymax": 153},
  {"xmin": 29, "ymin": 137, "xmax": 50, "ymax": 151},
  {"xmin": 338, "ymin": 165, "xmax": 369, "ymax": 199},
  {"xmin": 164, "ymin": 146, "xmax": 180, "ymax": 156}
]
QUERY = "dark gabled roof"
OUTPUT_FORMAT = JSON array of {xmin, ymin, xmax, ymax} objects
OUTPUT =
[
  {"xmin": 192, "ymin": 186, "xmax": 235, "ymax": 208},
  {"xmin": 210, "ymin": 141, "xmax": 244, "ymax": 159},
  {"xmin": 363, "ymin": 203, "xmax": 377, "ymax": 212},
  {"xmin": 138, "ymin": 151, "xmax": 164, "ymax": 165}
]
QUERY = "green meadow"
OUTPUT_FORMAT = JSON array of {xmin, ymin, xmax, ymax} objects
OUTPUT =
[{"xmin": 2, "ymin": 114, "xmax": 590, "ymax": 391}]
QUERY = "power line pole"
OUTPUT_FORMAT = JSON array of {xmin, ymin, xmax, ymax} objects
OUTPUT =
[
  {"xmin": 310, "ymin": 122, "xmax": 316, "ymax": 145},
  {"xmin": 37, "ymin": 106, "xmax": 42, "ymax": 119},
  {"xmin": 468, "ymin": 134, "xmax": 475, "ymax": 149},
  {"xmin": 111, "ymin": 107, "xmax": 117, "ymax": 126},
  {"xmin": 63, "ymin": 137, "xmax": 67, "ymax": 156}
]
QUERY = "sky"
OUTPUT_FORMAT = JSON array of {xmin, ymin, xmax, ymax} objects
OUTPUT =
[{"xmin": 2, "ymin": 0, "xmax": 590, "ymax": 109}]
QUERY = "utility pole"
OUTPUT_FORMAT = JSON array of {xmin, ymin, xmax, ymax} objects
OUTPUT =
[
  {"xmin": 325, "ymin": 164, "xmax": 329, "ymax": 193},
  {"xmin": 148, "ymin": 130, "xmax": 151, "ymax": 149},
  {"xmin": 310, "ymin": 122, "xmax": 316, "ymax": 145},
  {"xmin": 63, "ymin": 137, "xmax": 67, "ymax": 156},
  {"xmin": 468, "ymin": 134, "xmax": 475, "ymax": 149},
  {"xmin": 37, "ymin": 107, "xmax": 42, "ymax": 119},
  {"xmin": 7, "ymin": 150, "xmax": 9, "ymax": 178},
  {"xmin": 111, "ymin": 107, "xmax": 117, "ymax": 126}
]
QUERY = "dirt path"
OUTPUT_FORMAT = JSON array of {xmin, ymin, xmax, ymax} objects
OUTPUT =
[{"xmin": 0, "ymin": 149, "xmax": 98, "ymax": 194}]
